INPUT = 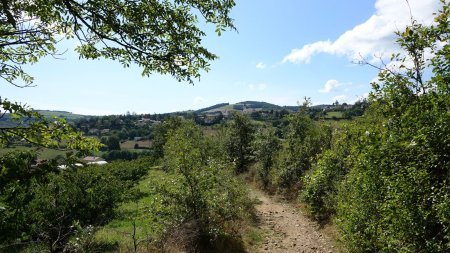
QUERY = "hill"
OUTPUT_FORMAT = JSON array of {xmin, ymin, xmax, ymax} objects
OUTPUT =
[
  {"xmin": 196, "ymin": 101, "xmax": 297, "ymax": 113},
  {"xmin": 0, "ymin": 110, "xmax": 92, "ymax": 128},
  {"xmin": 35, "ymin": 110, "xmax": 92, "ymax": 120}
]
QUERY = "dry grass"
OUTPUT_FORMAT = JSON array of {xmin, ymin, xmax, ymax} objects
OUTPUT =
[{"xmin": 120, "ymin": 140, "xmax": 152, "ymax": 150}]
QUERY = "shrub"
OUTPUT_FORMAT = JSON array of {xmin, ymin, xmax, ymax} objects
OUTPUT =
[
  {"xmin": 273, "ymin": 105, "xmax": 332, "ymax": 189},
  {"xmin": 223, "ymin": 113, "xmax": 255, "ymax": 174},
  {"xmin": 156, "ymin": 120, "xmax": 253, "ymax": 249},
  {"xmin": 253, "ymin": 127, "xmax": 280, "ymax": 189},
  {"xmin": 301, "ymin": 150, "xmax": 347, "ymax": 223},
  {"xmin": 0, "ymin": 153, "xmax": 155, "ymax": 252},
  {"xmin": 0, "ymin": 164, "xmax": 123, "ymax": 252},
  {"xmin": 335, "ymin": 5, "xmax": 450, "ymax": 251}
]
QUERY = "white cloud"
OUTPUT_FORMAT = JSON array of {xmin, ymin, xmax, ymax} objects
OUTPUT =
[
  {"xmin": 249, "ymin": 83, "xmax": 268, "ymax": 91},
  {"xmin": 283, "ymin": 0, "xmax": 440, "ymax": 64},
  {"xmin": 319, "ymin": 79, "xmax": 342, "ymax": 93},
  {"xmin": 193, "ymin": 96, "xmax": 206, "ymax": 104},
  {"xmin": 256, "ymin": 62, "xmax": 267, "ymax": 69},
  {"xmin": 283, "ymin": 41, "xmax": 333, "ymax": 64}
]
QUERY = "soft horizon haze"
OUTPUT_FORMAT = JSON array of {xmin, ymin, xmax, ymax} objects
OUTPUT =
[{"xmin": 1, "ymin": 0, "xmax": 441, "ymax": 115}]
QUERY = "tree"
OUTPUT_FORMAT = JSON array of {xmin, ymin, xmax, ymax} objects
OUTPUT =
[
  {"xmin": 0, "ymin": 153, "xmax": 124, "ymax": 252},
  {"xmin": 224, "ymin": 112, "xmax": 255, "ymax": 174},
  {"xmin": 151, "ymin": 116, "xmax": 184, "ymax": 157},
  {"xmin": 253, "ymin": 126, "xmax": 279, "ymax": 189},
  {"xmin": 1, "ymin": 0, "xmax": 236, "ymax": 153},
  {"xmin": 0, "ymin": 153, "xmax": 153, "ymax": 252},
  {"xmin": 274, "ymin": 100, "xmax": 331, "ymax": 188},
  {"xmin": 0, "ymin": 99, "xmax": 101, "ymax": 153},
  {"xmin": 160, "ymin": 120, "xmax": 251, "ymax": 247},
  {"xmin": 107, "ymin": 135, "xmax": 121, "ymax": 150},
  {"xmin": 0, "ymin": 0, "xmax": 236, "ymax": 87}
]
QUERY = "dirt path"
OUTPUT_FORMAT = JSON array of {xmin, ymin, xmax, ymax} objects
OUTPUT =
[{"xmin": 250, "ymin": 189, "xmax": 336, "ymax": 253}]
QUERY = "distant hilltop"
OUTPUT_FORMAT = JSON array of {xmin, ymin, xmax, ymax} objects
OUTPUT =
[
  {"xmin": 196, "ymin": 101, "xmax": 289, "ymax": 113},
  {"xmin": 194, "ymin": 101, "xmax": 343, "ymax": 114},
  {"xmin": 0, "ymin": 110, "xmax": 91, "ymax": 128},
  {"xmin": 2, "ymin": 100, "xmax": 361, "ymax": 120},
  {"xmin": 34, "ymin": 110, "xmax": 91, "ymax": 120}
]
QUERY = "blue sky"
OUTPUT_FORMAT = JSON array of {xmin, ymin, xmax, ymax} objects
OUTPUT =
[{"xmin": 2, "ymin": 0, "xmax": 441, "ymax": 115}]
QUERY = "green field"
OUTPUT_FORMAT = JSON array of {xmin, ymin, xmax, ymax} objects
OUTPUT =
[
  {"xmin": 120, "ymin": 140, "xmax": 152, "ymax": 150},
  {"xmin": 0, "ymin": 146, "xmax": 107, "ymax": 160},
  {"xmin": 0, "ymin": 146, "xmax": 68, "ymax": 160},
  {"xmin": 94, "ymin": 169, "xmax": 165, "ymax": 252},
  {"xmin": 324, "ymin": 111, "xmax": 344, "ymax": 119}
]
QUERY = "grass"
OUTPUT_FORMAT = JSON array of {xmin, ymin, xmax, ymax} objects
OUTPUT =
[
  {"xmin": 94, "ymin": 169, "xmax": 167, "ymax": 252},
  {"xmin": 0, "ymin": 146, "xmax": 68, "ymax": 160},
  {"xmin": 95, "ymin": 167, "xmax": 258, "ymax": 252},
  {"xmin": 324, "ymin": 111, "xmax": 344, "ymax": 119},
  {"xmin": 120, "ymin": 140, "xmax": 152, "ymax": 150}
]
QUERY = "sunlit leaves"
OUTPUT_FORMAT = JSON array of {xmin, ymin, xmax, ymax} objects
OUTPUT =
[
  {"xmin": 0, "ymin": 0, "xmax": 235, "ymax": 85},
  {"xmin": 0, "ymin": 98, "xmax": 102, "ymax": 154},
  {"xmin": 335, "ymin": 1, "xmax": 450, "ymax": 251}
]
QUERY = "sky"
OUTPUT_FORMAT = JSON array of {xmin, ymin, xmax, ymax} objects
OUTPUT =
[{"xmin": 2, "ymin": 0, "xmax": 442, "ymax": 115}]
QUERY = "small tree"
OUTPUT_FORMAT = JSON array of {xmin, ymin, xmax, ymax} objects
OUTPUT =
[
  {"xmin": 253, "ymin": 127, "xmax": 279, "ymax": 189},
  {"xmin": 274, "ymin": 100, "xmax": 331, "ymax": 188},
  {"xmin": 107, "ymin": 135, "xmax": 121, "ymax": 150},
  {"xmin": 224, "ymin": 113, "xmax": 255, "ymax": 174},
  {"xmin": 0, "ymin": 153, "xmax": 124, "ymax": 252},
  {"xmin": 160, "ymin": 120, "xmax": 252, "ymax": 247}
]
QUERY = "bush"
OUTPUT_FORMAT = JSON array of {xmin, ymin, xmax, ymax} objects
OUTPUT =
[
  {"xmin": 273, "ymin": 105, "xmax": 332, "ymax": 189},
  {"xmin": 334, "ymin": 6, "xmax": 450, "ymax": 251},
  {"xmin": 0, "ymin": 153, "xmax": 155, "ymax": 252},
  {"xmin": 0, "ymin": 164, "xmax": 123, "ymax": 252},
  {"xmin": 223, "ymin": 113, "xmax": 255, "ymax": 174},
  {"xmin": 155, "ymin": 120, "xmax": 253, "ymax": 249},
  {"xmin": 301, "ymin": 120, "xmax": 363, "ymax": 223},
  {"xmin": 253, "ymin": 127, "xmax": 280, "ymax": 189},
  {"xmin": 102, "ymin": 150, "xmax": 138, "ymax": 161},
  {"xmin": 301, "ymin": 150, "xmax": 347, "ymax": 223}
]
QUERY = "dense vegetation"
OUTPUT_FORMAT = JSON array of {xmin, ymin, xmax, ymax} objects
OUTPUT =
[
  {"xmin": 0, "ymin": 118, "xmax": 254, "ymax": 252},
  {"xmin": 273, "ymin": 4, "xmax": 449, "ymax": 252},
  {"xmin": 0, "ymin": 155, "xmax": 154, "ymax": 252}
]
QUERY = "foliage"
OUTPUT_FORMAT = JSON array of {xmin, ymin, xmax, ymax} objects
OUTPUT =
[
  {"xmin": 151, "ymin": 116, "xmax": 185, "ymax": 158},
  {"xmin": 157, "ymin": 120, "xmax": 252, "ymax": 248},
  {"xmin": 102, "ymin": 149, "xmax": 154, "ymax": 162},
  {"xmin": 253, "ymin": 126, "xmax": 280, "ymax": 189},
  {"xmin": 104, "ymin": 158, "xmax": 155, "ymax": 184},
  {"xmin": 0, "ymin": 0, "xmax": 236, "ymax": 87},
  {"xmin": 300, "ymin": 120, "xmax": 363, "ymax": 223},
  {"xmin": 107, "ymin": 135, "xmax": 121, "ymax": 150},
  {"xmin": 223, "ymin": 113, "xmax": 255, "ymax": 173},
  {"xmin": 342, "ymin": 99, "xmax": 369, "ymax": 119},
  {"xmin": 335, "ymin": 3, "xmax": 450, "ymax": 252},
  {"xmin": 273, "ymin": 102, "xmax": 332, "ymax": 189},
  {"xmin": 0, "ymin": 153, "xmax": 153, "ymax": 252},
  {"xmin": 0, "ymin": 98, "xmax": 101, "ymax": 154}
]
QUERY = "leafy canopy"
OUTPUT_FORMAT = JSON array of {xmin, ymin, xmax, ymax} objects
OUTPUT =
[
  {"xmin": 335, "ymin": 1, "xmax": 450, "ymax": 251},
  {"xmin": 0, "ymin": 0, "xmax": 236, "ymax": 86},
  {"xmin": 0, "ymin": 98, "xmax": 101, "ymax": 152},
  {"xmin": 0, "ymin": 0, "xmax": 235, "ymax": 151}
]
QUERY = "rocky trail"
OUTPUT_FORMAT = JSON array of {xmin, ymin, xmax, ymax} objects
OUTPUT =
[{"xmin": 250, "ymin": 189, "xmax": 337, "ymax": 253}]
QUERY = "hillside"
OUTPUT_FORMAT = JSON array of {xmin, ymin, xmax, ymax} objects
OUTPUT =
[
  {"xmin": 196, "ymin": 101, "xmax": 298, "ymax": 113},
  {"xmin": 35, "ymin": 110, "xmax": 92, "ymax": 120},
  {"xmin": 0, "ymin": 110, "xmax": 92, "ymax": 128}
]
